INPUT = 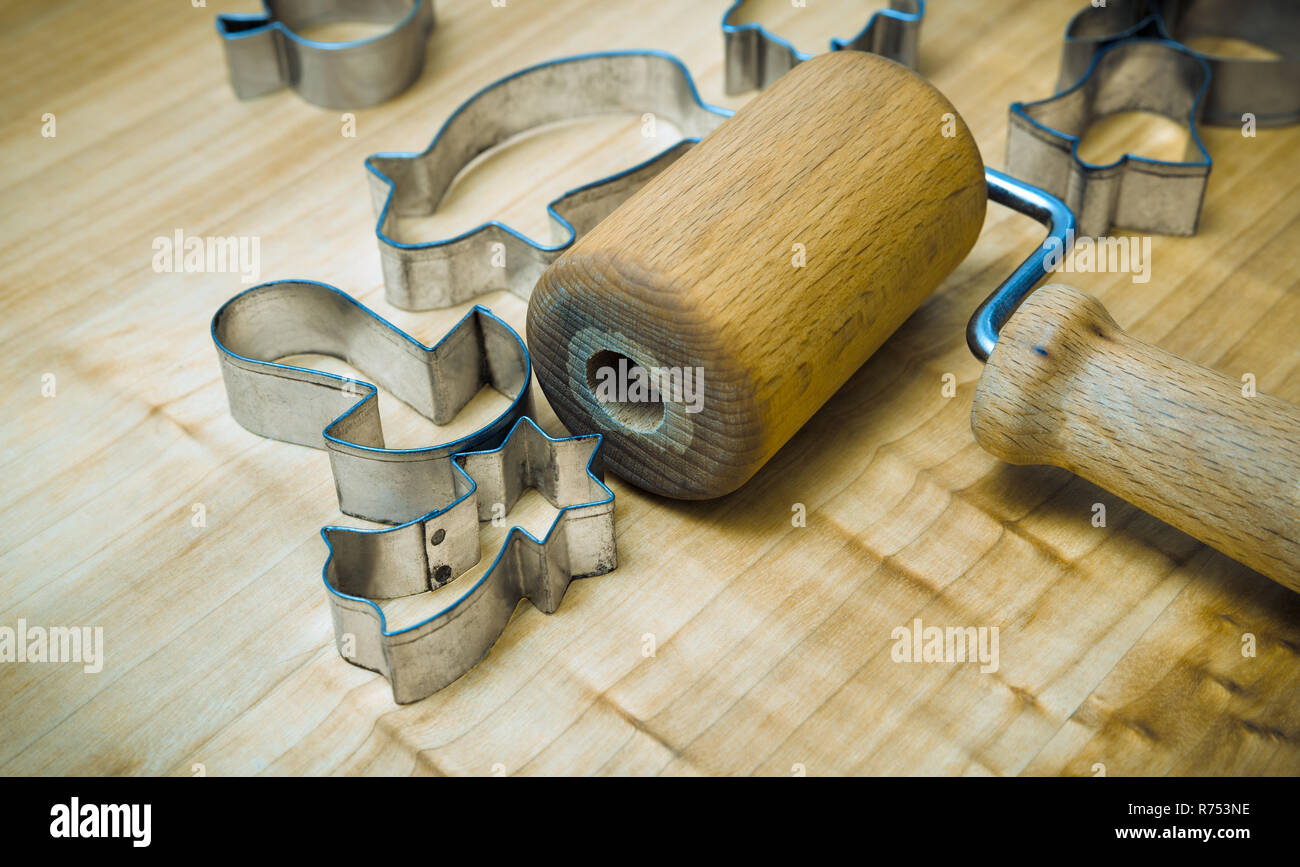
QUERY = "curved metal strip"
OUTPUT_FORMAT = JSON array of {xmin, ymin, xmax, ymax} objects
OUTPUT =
[
  {"xmin": 1060, "ymin": 0, "xmax": 1300, "ymax": 127},
  {"xmin": 968, "ymin": 169, "xmax": 1078, "ymax": 362},
  {"xmin": 721, "ymin": 0, "xmax": 924, "ymax": 94},
  {"xmin": 321, "ymin": 417, "xmax": 617, "ymax": 704},
  {"xmin": 1008, "ymin": 38, "xmax": 1211, "ymax": 237},
  {"xmin": 364, "ymin": 50, "xmax": 732, "ymax": 311},
  {"xmin": 216, "ymin": 0, "xmax": 435, "ymax": 109},
  {"xmin": 211, "ymin": 280, "xmax": 531, "ymax": 523}
]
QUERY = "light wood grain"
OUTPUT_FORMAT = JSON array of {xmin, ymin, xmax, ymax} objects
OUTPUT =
[
  {"xmin": 1, "ymin": 0, "xmax": 1298, "ymax": 777},
  {"xmin": 530, "ymin": 51, "xmax": 987, "ymax": 498},
  {"xmin": 972, "ymin": 283, "xmax": 1300, "ymax": 591}
]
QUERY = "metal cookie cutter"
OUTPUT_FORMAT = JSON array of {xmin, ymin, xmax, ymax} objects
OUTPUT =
[
  {"xmin": 721, "ymin": 0, "xmax": 924, "ymax": 94},
  {"xmin": 322, "ymin": 416, "xmax": 616, "ymax": 703},
  {"xmin": 211, "ymin": 280, "xmax": 530, "ymax": 524},
  {"xmin": 364, "ymin": 50, "xmax": 731, "ymax": 311},
  {"xmin": 216, "ymin": 0, "xmax": 435, "ymax": 109},
  {"xmin": 1007, "ymin": 38, "xmax": 1211, "ymax": 237},
  {"xmin": 1060, "ymin": 0, "xmax": 1300, "ymax": 127}
]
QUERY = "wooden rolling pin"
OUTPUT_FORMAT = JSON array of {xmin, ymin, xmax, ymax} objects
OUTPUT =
[
  {"xmin": 529, "ymin": 51, "xmax": 987, "ymax": 498},
  {"xmin": 528, "ymin": 50, "xmax": 1300, "ymax": 590}
]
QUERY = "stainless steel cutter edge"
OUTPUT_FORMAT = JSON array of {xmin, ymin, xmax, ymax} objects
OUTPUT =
[
  {"xmin": 363, "ymin": 50, "xmax": 732, "ymax": 312},
  {"xmin": 1007, "ymin": 38, "xmax": 1212, "ymax": 237},
  {"xmin": 216, "ymin": 0, "xmax": 435, "ymax": 109},
  {"xmin": 211, "ymin": 280, "xmax": 531, "ymax": 524},
  {"xmin": 1060, "ymin": 0, "xmax": 1300, "ymax": 127},
  {"xmin": 321, "ymin": 416, "xmax": 617, "ymax": 704},
  {"xmin": 721, "ymin": 0, "xmax": 924, "ymax": 94}
]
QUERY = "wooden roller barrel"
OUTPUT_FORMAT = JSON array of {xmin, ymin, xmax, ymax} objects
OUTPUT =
[{"xmin": 528, "ymin": 51, "xmax": 988, "ymax": 498}]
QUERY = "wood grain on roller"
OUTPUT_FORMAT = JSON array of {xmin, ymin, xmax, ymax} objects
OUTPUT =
[
  {"xmin": 972, "ymin": 284, "xmax": 1300, "ymax": 591},
  {"xmin": 528, "ymin": 51, "xmax": 987, "ymax": 498}
]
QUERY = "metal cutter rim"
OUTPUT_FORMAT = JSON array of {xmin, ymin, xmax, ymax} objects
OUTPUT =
[
  {"xmin": 319, "ymin": 416, "xmax": 614, "ymax": 638},
  {"xmin": 210, "ymin": 279, "xmax": 532, "ymax": 459},
  {"xmin": 364, "ymin": 49, "xmax": 733, "ymax": 256},
  {"xmin": 1010, "ymin": 36, "xmax": 1212, "ymax": 174},
  {"xmin": 215, "ymin": 0, "xmax": 430, "ymax": 53}
]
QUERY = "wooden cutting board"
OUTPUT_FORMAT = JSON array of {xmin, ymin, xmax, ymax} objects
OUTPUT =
[{"xmin": 2, "ymin": 0, "xmax": 1297, "ymax": 776}]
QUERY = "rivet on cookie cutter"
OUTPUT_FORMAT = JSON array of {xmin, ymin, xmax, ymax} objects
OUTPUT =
[
  {"xmin": 1060, "ymin": 0, "xmax": 1300, "ymax": 127},
  {"xmin": 211, "ymin": 280, "xmax": 531, "ymax": 524},
  {"xmin": 364, "ymin": 50, "xmax": 731, "ymax": 312},
  {"xmin": 721, "ymin": 0, "xmax": 924, "ymax": 94},
  {"xmin": 216, "ymin": 0, "xmax": 435, "ymax": 109},
  {"xmin": 1007, "ymin": 38, "xmax": 1211, "ymax": 237},
  {"xmin": 322, "ymin": 416, "xmax": 617, "ymax": 703}
]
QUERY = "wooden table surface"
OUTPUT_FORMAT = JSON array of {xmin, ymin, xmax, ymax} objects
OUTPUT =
[{"xmin": 3, "ymin": 0, "xmax": 1297, "ymax": 776}]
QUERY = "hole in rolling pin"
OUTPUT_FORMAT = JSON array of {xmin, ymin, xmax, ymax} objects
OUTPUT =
[{"xmin": 585, "ymin": 349, "xmax": 666, "ymax": 432}]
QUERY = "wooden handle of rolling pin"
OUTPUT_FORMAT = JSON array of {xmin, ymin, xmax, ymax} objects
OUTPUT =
[
  {"xmin": 971, "ymin": 284, "xmax": 1300, "ymax": 591},
  {"xmin": 529, "ymin": 51, "xmax": 988, "ymax": 498}
]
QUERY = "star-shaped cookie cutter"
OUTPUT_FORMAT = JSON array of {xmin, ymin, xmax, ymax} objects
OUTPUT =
[
  {"xmin": 211, "ymin": 280, "xmax": 531, "ymax": 524},
  {"xmin": 216, "ymin": 0, "xmax": 435, "ymax": 109},
  {"xmin": 1006, "ymin": 38, "xmax": 1211, "ymax": 237},
  {"xmin": 322, "ymin": 416, "xmax": 617, "ymax": 703},
  {"xmin": 1059, "ymin": 0, "xmax": 1300, "ymax": 127},
  {"xmin": 721, "ymin": 0, "xmax": 924, "ymax": 94},
  {"xmin": 364, "ymin": 50, "xmax": 731, "ymax": 311}
]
